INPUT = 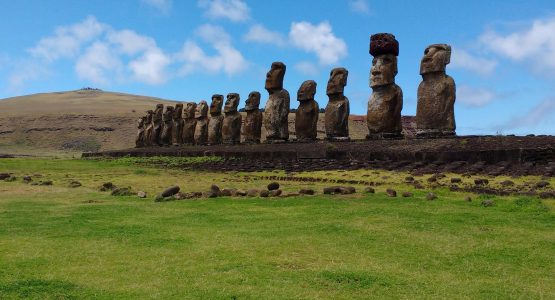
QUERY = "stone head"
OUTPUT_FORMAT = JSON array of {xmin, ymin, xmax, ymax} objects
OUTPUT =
[
  {"xmin": 326, "ymin": 67, "xmax": 348, "ymax": 95},
  {"xmin": 145, "ymin": 110, "xmax": 154, "ymax": 123},
  {"xmin": 245, "ymin": 91, "xmax": 261, "ymax": 111},
  {"xmin": 155, "ymin": 104, "xmax": 163, "ymax": 112},
  {"xmin": 297, "ymin": 80, "xmax": 317, "ymax": 101},
  {"xmin": 420, "ymin": 44, "xmax": 451, "ymax": 75},
  {"xmin": 371, "ymin": 54, "xmax": 398, "ymax": 87},
  {"xmin": 224, "ymin": 93, "xmax": 240, "ymax": 113},
  {"xmin": 265, "ymin": 62, "xmax": 286, "ymax": 91},
  {"xmin": 183, "ymin": 102, "xmax": 197, "ymax": 119},
  {"xmin": 173, "ymin": 103, "xmax": 183, "ymax": 119},
  {"xmin": 210, "ymin": 94, "xmax": 224, "ymax": 116},
  {"xmin": 196, "ymin": 101, "xmax": 208, "ymax": 118}
]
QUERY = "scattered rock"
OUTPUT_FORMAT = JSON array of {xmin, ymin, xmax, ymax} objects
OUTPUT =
[
  {"xmin": 267, "ymin": 182, "xmax": 280, "ymax": 191},
  {"xmin": 450, "ymin": 178, "xmax": 462, "ymax": 183},
  {"xmin": 161, "ymin": 186, "xmax": 180, "ymax": 198},
  {"xmin": 481, "ymin": 199, "xmax": 495, "ymax": 207},
  {"xmin": 69, "ymin": 181, "xmax": 82, "ymax": 188},
  {"xmin": 474, "ymin": 178, "xmax": 489, "ymax": 186},
  {"xmin": 22, "ymin": 176, "xmax": 32, "ymax": 183},
  {"xmin": 260, "ymin": 190, "xmax": 270, "ymax": 197},
  {"xmin": 100, "ymin": 182, "xmax": 115, "ymax": 191},
  {"xmin": 269, "ymin": 189, "xmax": 282, "ymax": 197},
  {"xmin": 536, "ymin": 181, "xmax": 550, "ymax": 189},
  {"xmin": 539, "ymin": 191, "xmax": 555, "ymax": 199},
  {"xmin": 207, "ymin": 185, "xmax": 221, "ymax": 198},
  {"xmin": 220, "ymin": 188, "xmax": 235, "ymax": 197},
  {"xmin": 339, "ymin": 186, "xmax": 356, "ymax": 195},
  {"xmin": 281, "ymin": 192, "xmax": 300, "ymax": 198},
  {"xmin": 0, "ymin": 173, "xmax": 10, "ymax": 180},
  {"xmin": 500, "ymin": 180, "xmax": 515, "ymax": 187},
  {"xmin": 299, "ymin": 189, "xmax": 315, "ymax": 195},
  {"xmin": 427, "ymin": 177, "xmax": 437, "ymax": 183},
  {"xmin": 4, "ymin": 176, "xmax": 17, "ymax": 182},
  {"xmin": 464, "ymin": 196, "xmax": 472, "ymax": 202},
  {"xmin": 404, "ymin": 176, "xmax": 414, "ymax": 183},
  {"xmin": 402, "ymin": 192, "xmax": 413, "ymax": 197},
  {"xmin": 449, "ymin": 185, "xmax": 460, "ymax": 191},
  {"xmin": 364, "ymin": 187, "xmax": 375, "ymax": 193},
  {"xmin": 235, "ymin": 190, "xmax": 247, "ymax": 196},
  {"xmin": 39, "ymin": 180, "xmax": 52, "ymax": 186},
  {"xmin": 247, "ymin": 189, "xmax": 259, "ymax": 197},
  {"xmin": 111, "ymin": 187, "xmax": 133, "ymax": 196},
  {"xmin": 323, "ymin": 186, "xmax": 341, "ymax": 195},
  {"xmin": 426, "ymin": 193, "xmax": 437, "ymax": 201},
  {"xmin": 137, "ymin": 191, "xmax": 147, "ymax": 198},
  {"xmin": 386, "ymin": 188, "xmax": 397, "ymax": 197}
]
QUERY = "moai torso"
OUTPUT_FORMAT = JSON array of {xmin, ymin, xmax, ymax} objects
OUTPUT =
[
  {"xmin": 172, "ymin": 104, "xmax": 184, "ymax": 145},
  {"xmin": 295, "ymin": 80, "xmax": 319, "ymax": 141},
  {"xmin": 242, "ymin": 92, "xmax": 262, "ymax": 144},
  {"xmin": 151, "ymin": 104, "xmax": 164, "ymax": 146},
  {"xmin": 182, "ymin": 102, "xmax": 197, "ymax": 145},
  {"xmin": 194, "ymin": 101, "xmax": 209, "ymax": 145},
  {"xmin": 208, "ymin": 95, "xmax": 224, "ymax": 145},
  {"xmin": 367, "ymin": 34, "xmax": 403, "ymax": 139},
  {"xmin": 135, "ymin": 116, "xmax": 146, "ymax": 148},
  {"xmin": 161, "ymin": 106, "xmax": 174, "ymax": 146},
  {"xmin": 325, "ymin": 68, "xmax": 350, "ymax": 140},
  {"xmin": 144, "ymin": 112, "xmax": 154, "ymax": 147},
  {"xmin": 416, "ymin": 44, "xmax": 456, "ymax": 137},
  {"xmin": 222, "ymin": 93, "xmax": 242, "ymax": 144},
  {"xmin": 263, "ymin": 62, "xmax": 289, "ymax": 142}
]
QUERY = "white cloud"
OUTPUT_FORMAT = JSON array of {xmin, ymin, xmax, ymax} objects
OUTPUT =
[
  {"xmin": 503, "ymin": 98, "xmax": 555, "ymax": 129},
  {"xmin": 129, "ymin": 48, "xmax": 171, "ymax": 85},
  {"xmin": 198, "ymin": 0, "xmax": 250, "ymax": 22},
  {"xmin": 348, "ymin": 0, "xmax": 371, "ymax": 15},
  {"xmin": 75, "ymin": 42, "xmax": 123, "ymax": 85},
  {"xmin": 108, "ymin": 29, "xmax": 157, "ymax": 55},
  {"xmin": 142, "ymin": 0, "xmax": 172, "ymax": 13},
  {"xmin": 479, "ymin": 17, "xmax": 555, "ymax": 75},
  {"xmin": 457, "ymin": 85, "xmax": 496, "ymax": 107},
  {"xmin": 28, "ymin": 16, "xmax": 107, "ymax": 62},
  {"xmin": 451, "ymin": 48, "xmax": 497, "ymax": 76},
  {"xmin": 289, "ymin": 21, "xmax": 348, "ymax": 65},
  {"xmin": 294, "ymin": 61, "xmax": 319, "ymax": 76},
  {"xmin": 7, "ymin": 60, "xmax": 50, "ymax": 92},
  {"xmin": 243, "ymin": 24, "xmax": 286, "ymax": 47},
  {"xmin": 176, "ymin": 24, "xmax": 248, "ymax": 76}
]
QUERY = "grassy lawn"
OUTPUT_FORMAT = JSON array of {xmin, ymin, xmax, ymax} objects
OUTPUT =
[{"xmin": 0, "ymin": 158, "xmax": 554, "ymax": 299}]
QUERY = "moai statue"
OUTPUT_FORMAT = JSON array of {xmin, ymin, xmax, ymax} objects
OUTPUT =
[
  {"xmin": 151, "ymin": 104, "xmax": 164, "ymax": 146},
  {"xmin": 325, "ymin": 68, "xmax": 350, "ymax": 141},
  {"xmin": 143, "ymin": 110, "xmax": 154, "ymax": 147},
  {"xmin": 161, "ymin": 106, "xmax": 174, "ymax": 146},
  {"xmin": 242, "ymin": 91, "xmax": 263, "ymax": 144},
  {"xmin": 367, "ymin": 33, "xmax": 403, "ymax": 139},
  {"xmin": 135, "ymin": 115, "xmax": 147, "ymax": 148},
  {"xmin": 172, "ymin": 103, "xmax": 184, "ymax": 145},
  {"xmin": 182, "ymin": 102, "xmax": 197, "ymax": 145},
  {"xmin": 222, "ymin": 93, "xmax": 242, "ymax": 144},
  {"xmin": 416, "ymin": 44, "xmax": 456, "ymax": 137},
  {"xmin": 295, "ymin": 80, "xmax": 319, "ymax": 142},
  {"xmin": 263, "ymin": 62, "xmax": 290, "ymax": 142},
  {"xmin": 194, "ymin": 100, "xmax": 209, "ymax": 145},
  {"xmin": 208, "ymin": 94, "xmax": 224, "ymax": 145}
]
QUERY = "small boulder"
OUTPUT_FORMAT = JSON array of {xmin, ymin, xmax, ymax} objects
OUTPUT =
[
  {"xmin": 111, "ymin": 187, "xmax": 133, "ymax": 196},
  {"xmin": 299, "ymin": 189, "xmax": 315, "ymax": 195},
  {"xmin": 500, "ymin": 180, "xmax": 515, "ymax": 187},
  {"xmin": 39, "ymin": 180, "xmax": 52, "ymax": 186},
  {"xmin": 426, "ymin": 192, "xmax": 437, "ymax": 201},
  {"xmin": 247, "ymin": 189, "xmax": 259, "ymax": 197},
  {"xmin": 539, "ymin": 191, "xmax": 555, "ymax": 199},
  {"xmin": 536, "ymin": 181, "xmax": 550, "ymax": 189},
  {"xmin": 464, "ymin": 196, "xmax": 472, "ymax": 202},
  {"xmin": 220, "ymin": 188, "xmax": 235, "ymax": 197},
  {"xmin": 364, "ymin": 187, "xmax": 375, "ymax": 193},
  {"xmin": 323, "ymin": 186, "xmax": 341, "ymax": 195},
  {"xmin": 404, "ymin": 176, "xmax": 414, "ymax": 183},
  {"xmin": 474, "ymin": 178, "xmax": 489, "ymax": 186},
  {"xmin": 450, "ymin": 178, "xmax": 462, "ymax": 184},
  {"xmin": 0, "ymin": 173, "xmax": 10, "ymax": 180},
  {"xmin": 161, "ymin": 186, "xmax": 180, "ymax": 198},
  {"xmin": 402, "ymin": 192, "xmax": 413, "ymax": 198},
  {"xmin": 69, "ymin": 181, "xmax": 82, "ymax": 188},
  {"xmin": 22, "ymin": 176, "xmax": 32, "ymax": 183},
  {"xmin": 267, "ymin": 182, "xmax": 280, "ymax": 191},
  {"xmin": 269, "ymin": 189, "xmax": 282, "ymax": 197},
  {"xmin": 339, "ymin": 186, "xmax": 356, "ymax": 195},
  {"xmin": 235, "ymin": 189, "xmax": 247, "ymax": 196},
  {"xmin": 259, "ymin": 190, "xmax": 269, "ymax": 197},
  {"xmin": 4, "ymin": 176, "xmax": 17, "ymax": 182},
  {"xmin": 481, "ymin": 199, "xmax": 495, "ymax": 207},
  {"xmin": 100, "ymin": 182, "xmax": 115, "ymax": 191},
  {"xmin": 137, "ymin": 191, "xmax": 147, "ymax": 198},
  {"xmin": 386, "ymin": 188, "xmax": 397, "ymax": 197}
]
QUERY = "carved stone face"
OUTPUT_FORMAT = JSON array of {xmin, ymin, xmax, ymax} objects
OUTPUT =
[
  {"xmin": 420, "ymin": 44, "xmax": 451, "ymax": 75},
  {"xmin": 145, "ymin": 110, "xmax": 153, "ymax": 123},
  {"xmin": 265, "ymin": 62, "xmax": 286, "ymax": 91},
  {"xmin": 155, "ymin": 104, "xmax": 163, "ymax": 113},
  {"xmin": 173, "ymin": 104, "xmax": 183, "ymax": 119},
  {"xmin": 297, "ymin": 80, "xmax": 317, "ymax": 101},
  {"xmin": 210, "ymin": 95, "xmax": 224, "ymax": 115},
  {"xmin": 370, "ymin": 54, "xmax": 397, "ymax": 87},
  {"xmin": 224, "ymin": 93, "xmax": 240, "ymax": 113},
  {"xmin": 196, "ymin": 101, "xmax": 208, "ymax": 118},
  {"xmin": 327, "ymin": 68, "xmax": 348, "ymax": 95},
  {"xmin": 245, "ymin": 91, "xmax": 261, "ymax": 111},
  {"xmin": 183, "ymin": 102, "xmax": 197, "ymax": 119}
]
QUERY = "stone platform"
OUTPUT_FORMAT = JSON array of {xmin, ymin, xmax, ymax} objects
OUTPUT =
[{"xmin": 83, "ymin": 136, "xmax": 555, "ymax": 176}]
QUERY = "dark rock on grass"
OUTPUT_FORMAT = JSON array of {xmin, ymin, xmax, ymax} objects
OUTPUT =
[
  {"xmin": 247, "ymin": 189, "xmax": 259, "ymax": 197},
  {"xmin": 364, "ymin": 187, "xmax": 375, "ymax": 193},
  {"xmin": 0, "ymin": 173, "xmax": 10, "ymax": 180},
  {"xmin": 207, "ymin": 185, "xmax": 221, "ymax": 198},
  {"xmin": 413, "ymin": 183, "xmax": 425, "ymax": 189},
  {"xmin": 449, "ymin": 185, "xmax": 460, "ymax": 192},
  {"xmin": 39, "ymin": 180, "xmax": 53, "ymax": 186},
  {"xmin": 281, "ymin": 192, "xmax": 300, "ymax": 198},
  {"xmin": 450, "ymin": 178, "xmax": 462, "ymax": 183},
  {"xmin": 22, "ymin": 176, "xmax": 32, "ymax": 183},
  {"xmin": 161, "ymin": 186, "xmax": 180, "ymax": 198},
  {"xmin": 465, "ymin": 196, "xmax": 472, "ymax": 202},
  {"xmin": 220, "ymin": 188, "xmax": 235, "ymax": 197},
  {"xmin": 386, "ymin": 188, "xmax": 397, "ymax": 197},
  {"xmin": 100, "ymin": 182, "xmax": 115, "ymax": 191},
  {"xmin": 259, "ymin": 190, "xmax": 269, "ymax": 197},
  {"xmin": 299, "ymin": 188, "xmax": 315, "ymax": 195},
  {"xmin": 323, "ymin": 186, "xmax": 355, "ymax": 195},
  {"xmin": 323, "ymin": 186, "xmax": 341, "ymax": 195},
  {"xmin": 235, "ymin": 190, "xmax": 247, "ymax": 196},
  {"xmin": 426, "ymin": 192, "xmax": 437, "ymax": 201},
  {"xmin": 269, "ymin": 189, "xmax": 282, "ymax": 197},
  {"xmin": 404, "ymin": 176, "xmax": 414, "ymax": 183},
  {"xmin": 339, "ymin": 186, "xmax": 356, "ymax": 195},
  {"xmin": 267, "ymin": 182, "xmax": 280, "ymax": 191},
  {"xmin": 536, "ymin": 181, "xmax": 550, "ymax": 189},
  {"xmin": 69, "ymin": 181, "xmax": 82, "ymax": 188},
  {"xmin": 4, "ymin": 176, "xmax": 17, "ymax": 182},
  {"xmin": 500, "ymin": 180, "xmax": 515, "ymax": 187},
  {"xmin": 111, "ymin": 187, "xmax": 133, "ymax": 196},
  {"xmin": 427, "ymin": 177, "xmax": 437, "ymax": 183},
  {"xmin": 539, "ymin": 191, "xmax": 555, "ymax": 199},
  {"xmin": 481, "ymin": 199, "xmax": 495, "ymax": 207},
  {"xmin": 402, "ymin": 192, "xmax": 413, "ymax": 197},
  {"xmin": 474, "ymin": 178, "xmax": 489, "ymax": 186},
  {"xmin": 137, "ymin": 191, "xmax": 147, "ymax": 198}
]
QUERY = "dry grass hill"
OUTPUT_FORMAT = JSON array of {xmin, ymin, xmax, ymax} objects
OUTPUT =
[{"xmin": 0, "ymin": 89, "xmax": 412, "ymax": 156}]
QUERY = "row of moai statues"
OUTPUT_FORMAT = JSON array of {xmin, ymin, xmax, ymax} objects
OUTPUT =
[{"xmin": 135, "ymin": 32, "xmax": 456, "ymax": 147}]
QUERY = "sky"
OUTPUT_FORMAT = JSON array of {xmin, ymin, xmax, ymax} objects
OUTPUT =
[{"xmin": 0, "ymin": 0, "xmax": 554, "ymax": 135}]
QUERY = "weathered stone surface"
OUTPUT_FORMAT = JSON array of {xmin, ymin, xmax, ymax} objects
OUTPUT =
[
  {"xmin": 364, "ymin": 186, "xmax": 375, "ymax": 193},
  {"xmin": 161, "ymin": 185, "xmax": 180, "ymax": 197},
  {"xmin": 267, "ymin": 182, "xmax": 280, "ymax": 191},
  {"xmin": 369, "ymin": 33, "xmax": 399, "ymax": 56},
  {"xmin": 402, "ymin": 192, "xmax": 413, "ymax": 197},
  {"xmin": 182, "ymin": 102, "xmax": 197, "ymax": 145},
  {"xmin": 143, "ymin": 110, "xmax": 154, "ymax": 147},
  {"xmin": 242, "ymin": 91, "xmax": 263, "ymax": 144},
  {"xmin": 22, "ymin": 176, "xmax": 32, "ymax": 183},
  {"xmin": 137, "ymin": 191, "xmax": 147, "ymax": 198},
  {"xmin": 269, "ymin": 189, "xmax": 282, "ymax": 197},
  {"xmin": 299, "ymin": 188, "xmax": 315, "ymax": 195},
  {"xmin": 208, "ymin": 95, "xmax": 224, "ymax": 145},
  {"xmin": 386, "ymin": 188, "xmax": 397, "ymax": 197},
  {"xmin": 100, "ymin": 182, "xmax": 115, "ymax": 191},
  {"xmin": 474, "ymin": 178, "xmax": 489, "ymax": 186},
  {"xmin": 339, "ymin": 186, "xmax": 356, "ymax": 194},
  {"xmin": 260, "ymin": 190, "xmax": 270, "ymax": 197},
  {"xmin": 135, "ymin": 115, "xmax": 147, "ymax": 148},
  {"xmin": 325, "ymin": 68, "xmax": 350, "ymax": 140},
  {"xmin": 161, "ymin": 106, "xmax": 174, "ymax": 146},
  {"xmin": 69, "ymin": 180, "xmax": 81, "ymax": 188},
  {"xmin": 416, "ymin": 44, "xmax": 456, "ymax": 137},
  {"xmin": 295, "ymin": 80, "xmax": 319, "ymax": 141},
  {"xmin": 172, "ymin": 103, "xmax": 184, "ymax": 145},
  {"xmin": 222, "ymin": 93, "xmax": 242, "ymax": 145},
  {"xmin": 264, "ymin": 62, "xmax": 290, "ymax": 142},
  {"xmin": 0, "ymin": 173, "xmax": 10, "ymax": 180},
  {"xmin": 151, "ymin": 104, "xmax": 164, "ymax": 146},
  {"xmin": 112, "ymin": 187, "xmax": 133, "ymax": 196},
  {"xmin": 247, "ymin": 189, "xmax": 259, "ymax": 197},
  {"xmin": 194, "ymin": 101, "xmax": 209, "ymax": 145}
]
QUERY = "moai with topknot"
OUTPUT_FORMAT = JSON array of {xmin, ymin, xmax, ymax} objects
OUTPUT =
[
  {"xmin": 416, "ymin": 44, "xmax": 456, "ymax": 137},
  {"xmin": 263, "ymin": 62, "xmax": 290, "ymax": 142},
  {"xmin": 182, "ymin": 102, "xmax": 197, "ymax": 145},
  {"xmin": 367, "ymin": 33, "xmax": 403, "ymax": 139},
  {"xmin": 325, "ymin": 68, "xmax": 350, "ymax": 141},
  {"xmin": 295, "ymin": 80, "xmax": 319, "ymax": 142},
  {"xmin": 172, "ymin": 103, "xmax": 184, "ymax": 145},
  {"xmin": 242, "ymin": 91, "xmax": 263, "ymax": 144},
  {"xmin": 208, "ymin": 94, "xmax": 224, "ymax": 145},
  {"xmin": 194, "ymin": 101, "xmax": 209, "ymax": 145},
  {"xmin": 222, "ymin": 93, "xmax": 242, "ymax": 144}
]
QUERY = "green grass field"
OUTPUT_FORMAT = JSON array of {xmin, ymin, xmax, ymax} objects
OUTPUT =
[{"xmin": 0, "ymin": 158, "xmax": 554, "ymax": 299}]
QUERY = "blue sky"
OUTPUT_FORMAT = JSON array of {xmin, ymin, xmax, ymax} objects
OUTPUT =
[{"xmin": 1, "ymin": 0, "xmax": 554, "ymax": 135}]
